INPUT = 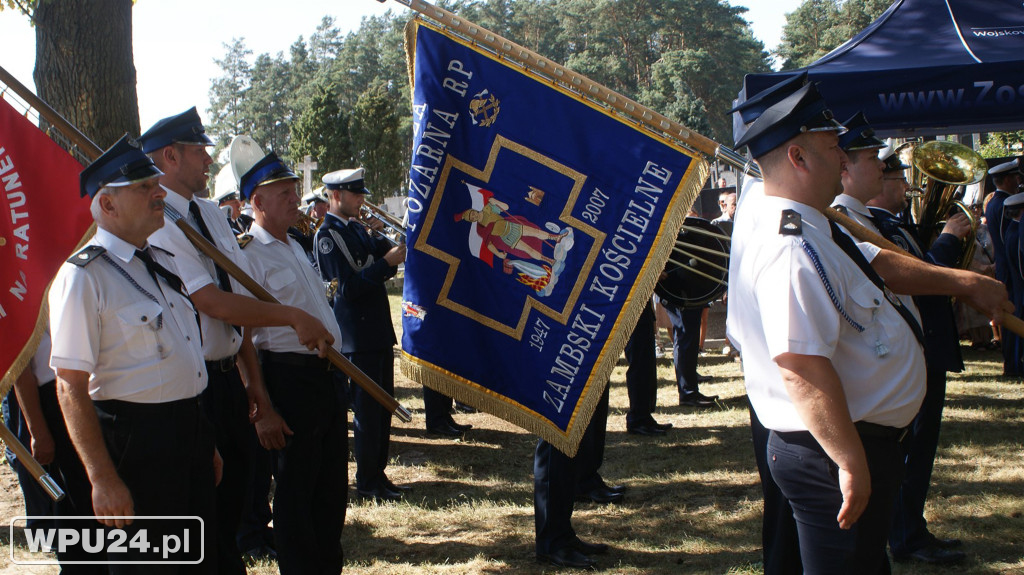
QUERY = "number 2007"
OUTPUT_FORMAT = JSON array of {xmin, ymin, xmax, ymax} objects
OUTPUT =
[{"xmin": 580, "ymin": 188, "xmax": 609, "ymax": 224}]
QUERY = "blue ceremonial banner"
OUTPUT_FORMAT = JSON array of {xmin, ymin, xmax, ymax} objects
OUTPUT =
[{"xmin": 401, "ymin": 19, "xmax": 709, "ymax": 455}]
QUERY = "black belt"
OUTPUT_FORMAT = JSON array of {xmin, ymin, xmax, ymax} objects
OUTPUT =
[
  {"xmin": 259, "ymin": 350, "xmax": 333, "ymax": 372},
  {"xmin": 854, "ymin": 421, "xmax": 909, "ymax": 443},
  {"xmin": 94, "ymin": 396, "xmax": 202, "ymax": 415},
  {"xmin": 205, "ymin": 355, "xmax": 237, "ymax": 373}
]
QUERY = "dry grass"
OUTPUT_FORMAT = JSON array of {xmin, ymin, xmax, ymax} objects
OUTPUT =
[{"xmin": 2, "ymin": 296, "xmax": 1023, "ymax": 573}]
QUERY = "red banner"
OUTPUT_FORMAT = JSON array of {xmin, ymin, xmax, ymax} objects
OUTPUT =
[{"xmin": 0, "ymin": 97, "xmax": 92, "ymax": 388}]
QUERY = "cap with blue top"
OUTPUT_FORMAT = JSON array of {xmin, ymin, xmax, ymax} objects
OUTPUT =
[
  {"xmin": 79, "ymin": 135, "xmax": 163, "ymax": 198},
  {"xmin": 238, "ymin": 152, "xmax": 298, "ymax": 200},
  {"xmin": 137, "ymin": 107, "xmax": 214, "ymax": 154}
]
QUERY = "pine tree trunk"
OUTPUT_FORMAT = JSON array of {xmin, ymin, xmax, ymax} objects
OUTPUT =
[{"xmin": 33, "ymin": 0, "xmax": 140, "ymax": 149}]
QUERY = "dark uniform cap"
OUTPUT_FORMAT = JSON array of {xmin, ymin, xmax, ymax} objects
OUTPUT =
[
  {"xmin": 79, "ymin": 135, "xmax": 164, "ymax": 198},
  {"xmin": 137, "ymin": 106, "xmax": 214, "ymax": 153},
  {"xmin": 729, "ymin": 72, "xmax": 808, "ymax": 124},
  {"xmin": 838, "ymin": 112, "xmax": 886, "ymax": 152},
  {"xmin": 323, "ymin": 168, "xmax": 369, "ymax": 194},
  {"xmin": 239, "ymin": 152, "xmax": 298, "ymax": 200},
  {"xmin": 988, "ymin": 158, "xmax": 1020, "ymax": 175},
  {"xmin": 734, "ymin": 83, "xmax": 846, "ymax": 159},
  {"xmin": 1002, "ymin": 191, "xmax": 1024, "ymax": 210}
]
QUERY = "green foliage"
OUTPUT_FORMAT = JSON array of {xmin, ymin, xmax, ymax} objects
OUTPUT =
[
  {"xmin": 206, "ymin": 0, "xmax": 770, "ymax": 188},
  {"xmin": 289, "ymin": 80, "xmax": 352, "ymax": 179},
  {"xmin": 207, "ymin": 38, "xmax": 252, "ymax": 151},
  {"xmin": 776, "ymin": 0, "xmax": 891, "ymax": 70},
  {"xmin": 348, "ymin": 80, "xmax": 407, "ymax": 197},
  {"xmin": 978, "ymin": 131, "xmax": 1024, "ymax": 158}
]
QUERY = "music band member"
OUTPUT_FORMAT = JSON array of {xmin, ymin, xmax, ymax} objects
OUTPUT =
[
  {"xmin": 315, "ymin": 167, "xmax": 409, "ymax": 501},
  {"xmin": 867, "ymin": 150, "xmax": 968, "ymax": 565}
]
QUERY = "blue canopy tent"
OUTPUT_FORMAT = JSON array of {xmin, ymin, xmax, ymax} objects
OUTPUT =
[{"xmin": 738, "ymin": 0, "xmax": 1024, "ymax": 138}]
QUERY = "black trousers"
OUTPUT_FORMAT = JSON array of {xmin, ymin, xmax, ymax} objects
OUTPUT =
[
  {"xmin": 199, "ymin": 363, "xmax": 252, "ymax": 575},
  {"xmin": 5, "ymin": 384, "xmax": 104, "ymax": 573},
  {"xmin": 348, "ymin": 350, "xmax": 394, "ymax": 491},
  {"xmin": 534, "ymin": 388, "xmax": 609, "ymax": 554},
  {"xmin": 768, "ymin": 428, "xmax": 904, "ymax": 574},
  {"xmin": 748, "ymin": 402, "xmax": 801, "ymax": 575},
  {"xmin": 263, "ymin": 358, "xmax": 347, "ymax": 575},
  {"xmin": 662, "ymin": 303, "xmax": 704, "ymax": 396},
  {"xmin": 624, "ymin": 302, "xmax": 657, "ymax": 428},
  {"xmin": 889, "ymin": 367, "xmax": 947, "ymax": 555},
  {"xmin": 93, "ymin": 396, "xmax": 217, "ymax": 574},
  {"xmin": 423, "ymin": 387, "xmax": 455, "ymax": 429},
  {"xmin": 235, "ymin": 430, "xmax": 275, "ymax": 553}
]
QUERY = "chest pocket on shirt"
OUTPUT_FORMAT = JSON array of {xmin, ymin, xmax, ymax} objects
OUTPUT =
[
  {"xmin": 115, "ymin": 300, "xmax": 169, "ymax": 361},
  {"xmin": 267, "ymin": 267, "xmax": 297, "ymax": 292},
  {"xmin": 846, "ymin": 279, "xmax": 892, "ymax": 354}
]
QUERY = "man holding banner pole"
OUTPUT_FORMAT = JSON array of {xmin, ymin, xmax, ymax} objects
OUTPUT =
[
  {"xmin": 236, "ymin": 151, "xmax": 347, "ymax": 574},
  {"xmin": 728, "ymin": 81, "xmax": 1010, "ymax": 571},
  {"xmin": 141, "ymin": 107, "xmax": 302, "ymax": 574}
]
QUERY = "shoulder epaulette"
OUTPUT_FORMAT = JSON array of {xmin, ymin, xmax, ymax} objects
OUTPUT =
[
  {"xmin": 67, "ymin": 245, "xmax": 106, "ymax": 267},
  {"xmin": 779, "ymin": 209, "xmax": 802, "ymax": 236},
  {"xmin": 237, "ymin": 234, "xmax": 253, "ymax": 249}
]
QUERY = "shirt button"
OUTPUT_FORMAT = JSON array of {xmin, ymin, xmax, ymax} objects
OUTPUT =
[
  {"xmin": 141, "ymin": 315, "xmax": 148, "ymax": 322},
  {"xmin": 170, "ymin": 303, "xmax": 175, "ymax": 308},
  {"xmin": 186, "ymin": 336, "xmax": 191, "ymax": 341}
]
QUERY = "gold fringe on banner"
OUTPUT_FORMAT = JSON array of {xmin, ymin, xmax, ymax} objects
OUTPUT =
[{"xmin": 399, "ymin": 16, "xmax": 710, "ymax": 453}]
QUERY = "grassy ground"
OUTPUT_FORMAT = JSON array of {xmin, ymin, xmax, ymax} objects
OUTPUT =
[{"xmin": 2, "ymin": 295, "xmax": 1022, "ymax": 573}]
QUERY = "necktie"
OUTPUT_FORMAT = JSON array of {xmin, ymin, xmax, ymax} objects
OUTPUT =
[
  {"xmin": 135, "ymin": 249, "xmax": 203, "ymax": 342},
  {"xmin": 828, "ymin": 221, "xmax": 925, "ymax": 347},
  {"xmin": 188, "ymin": 200, "xmax": 241, "ymax": 335},
  {"xmin": 189, "ymin": 201, "xmax": 234, "ymax": 294},
  {"xmin": 135, "ymin": 248, "xmax": 187, "ymax": 298}
]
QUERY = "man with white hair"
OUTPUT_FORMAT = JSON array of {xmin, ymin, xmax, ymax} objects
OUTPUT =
[{"xmin": 50, "ymin": 135, "xmax": 217, "ymax": 571}]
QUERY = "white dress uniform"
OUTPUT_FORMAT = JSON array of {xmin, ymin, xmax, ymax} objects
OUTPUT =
[
  {"xmin": 243, "ymin": 223, "xmax": 342, "ymax": 353},
  {"xmin": 726, "ymin": 196, "xmax": 926, "ymax": 432},
  {"xmin": 832, "ymin": 193, "xmax": 878, "ymax": 232},
  {"xmin": 149, "ymin": 185, "xmax": 249, "ymax": 361},
  {"xmin": 49, "ymin": 227, "xmax": 206, "ymax": 402},
  {"xmin": 832, "ymin": 192, "xmax": 921, "ymax": 317}
]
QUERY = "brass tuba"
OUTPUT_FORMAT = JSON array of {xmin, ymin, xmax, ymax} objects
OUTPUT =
[{"xmin": 900, "ymin": 140, "xmax": 988, "ymax": 268}]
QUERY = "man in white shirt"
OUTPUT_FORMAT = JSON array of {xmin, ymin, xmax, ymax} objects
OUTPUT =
[
  {"xmin": 50, "ymin": 135, "xmax": 216, "ymax": 571},
  {"xmin": 728, "ymin": 82, "xmax": 1009, "ymax": 571},
  {"xmin": 235, "ymin": 151, "xmax": 346, "ymax": 575},
  {"xmin": 831, "ymin": 111, "xmax": 887, "ymax": 232},
  {"xmin": 140, "ymin": 107, "xmax": 334, "ymax": 573}
]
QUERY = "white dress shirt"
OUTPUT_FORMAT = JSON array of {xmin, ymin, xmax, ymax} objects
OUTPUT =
[
  {"xmin": 149, "ymin": 185, "xmax": 247, "ymax": 361},
  {"xmin": 49, "ymin": 228, "xmax": 206, "ymax": 403},
  {"xmin": 727, "ymin": 196, "xmax": 925, "ymax": 432},
  {"xmin": 244, "ymin": 224, "xmax": 342, "ymax": 354},
  {"xmin": 832, "ymin": 192, "xmax": 920, "ymax": 315}
]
